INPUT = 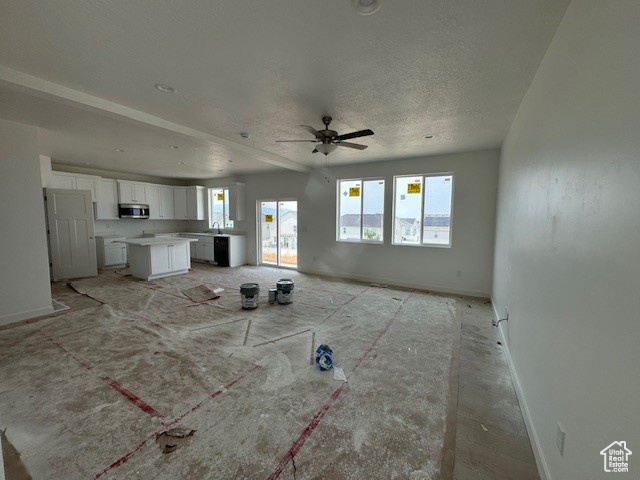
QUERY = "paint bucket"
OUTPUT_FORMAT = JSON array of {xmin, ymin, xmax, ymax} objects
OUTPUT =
[
  {"xmin": 276, "ymin": 279, "xmax": 294, "ymax": 305},
  {"xmin": 240, "ymin": 283, "xmax": 260, "ymax": 309},
  {"xmin": 268, "ymin": 288, "xmax": 277, "ymax": 304},
  {"xmin": 315, "ymin": 344, "xmax": 333, "ymax": 370}
]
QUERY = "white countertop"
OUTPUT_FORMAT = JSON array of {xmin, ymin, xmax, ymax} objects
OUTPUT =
[{"xmin": 121, "ymin": 237, "xmax": 197, "ymax": 246}]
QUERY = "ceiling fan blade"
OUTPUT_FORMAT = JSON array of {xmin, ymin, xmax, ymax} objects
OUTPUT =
[
  {"xmin": 300, "ymin": 125, "xmax": 322, "ymax": 138},
  {"xmin": 336, "ymin": 141, "xmax": 368, "ymax": 150},
  {"xmin": 336, "ymin": 129, "xmax": 374, "ymax": 141},
  {"xmin": 276, "ymin": 140, "xmax": 318, "ymax": 143}
]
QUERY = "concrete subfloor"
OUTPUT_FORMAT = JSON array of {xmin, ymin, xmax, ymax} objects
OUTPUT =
[{"xmin": 0, "ymin": 264, "xmax": 538, "ymax": 479}]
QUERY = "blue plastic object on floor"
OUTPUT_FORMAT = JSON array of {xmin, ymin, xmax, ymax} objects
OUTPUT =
[{"xmin": 315, "ymin": 344, "xmax": 334, "ymax": 370}]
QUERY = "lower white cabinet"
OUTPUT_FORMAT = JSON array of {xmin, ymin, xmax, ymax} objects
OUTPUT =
[
  {"xmin": 183, "ymin": 234, "xmax": 215, "ymax": 262},
  {"xmin": 149, "ymin": 242, "xmax": 190, "ymax": 276},
  {"xmin": 96, "ymin": 236, "xmax": 127, "ymax": 268}
]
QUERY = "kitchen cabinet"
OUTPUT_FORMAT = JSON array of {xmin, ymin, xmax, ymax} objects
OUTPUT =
[
  {"xmin": 118, "ymin": 181, "xmax": 147, "ymax": 204},
  {"xmin": 50, "ymin": 173, "xmax": 76, "ymax": 190},
  {"xmin": 145, "ymin": 184, "xmax": 160, "ymax": 219},
  {"xmin": 159, "ymin": 186, "xmax": 175, "ymax": 219},
  {"xmin": 96, "ymin": 235, "xmax": 127, "ymax": 268},
  {"xmin": 95, "ymin": 179, "xmax": 119, "ymax": 220},
  {"xmin": 50, "ymin": 172, "xmax": 98, "ymax": 202},
  {"xmin": 186, "ymin": 186, "xmax": 206, "ymax": 220},
  {"xmin": 183, "ymin": 234, "xmax": 215, "ymax": 262},
  {"xmin": 149, "ymin": 242, "xmax": 189, "ymax": 276},
  {"xmin": 122, "ymin": 238, "xmax": 195, "ymax": 280},
  {"xmin": 173, "ymin": 187, "xmax": 188, "ymax": 220},
  {"xmin": 228, "ymin": 182, "xmax": 246, "ymax": 221}
]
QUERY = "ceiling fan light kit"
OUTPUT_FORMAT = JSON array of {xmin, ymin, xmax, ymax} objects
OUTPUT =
[
  {"xmin": 276, "ymin": 116, "xmax": 374, "ymax": 156},
  {"xmin": 352, "ymin": 0, "xmax": 382, "ymax": 16}
]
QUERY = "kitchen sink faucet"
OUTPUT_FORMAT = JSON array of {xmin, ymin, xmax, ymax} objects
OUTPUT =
[{"xmin": 212, "ymin": 222, "xmax": 222, "ymax": 234}]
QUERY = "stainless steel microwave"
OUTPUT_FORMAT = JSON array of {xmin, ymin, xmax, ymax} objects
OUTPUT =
[{"xmin": 119, "ymin": 204, "xmax": 150, "ymax": 219}]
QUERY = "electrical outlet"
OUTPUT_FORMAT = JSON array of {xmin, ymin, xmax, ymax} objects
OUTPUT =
[{"xmin": 556, "ymin": 422, "xmax": 565, "ymax": 456}]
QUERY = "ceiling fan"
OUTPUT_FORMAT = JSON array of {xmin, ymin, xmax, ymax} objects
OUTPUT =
[{"xmin": 276, "ymin": 116, "xmax": 374, "ymax": 155}]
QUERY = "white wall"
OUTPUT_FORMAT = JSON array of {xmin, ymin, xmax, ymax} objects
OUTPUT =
[
  {"xmin": 492, "ymin": 1, "xmax": 640, "ymax": 479},
  {"xmin": 0, "ymin": 119, "xmax": 53, "ymax": 324},
  {"xmin": 197, "ymin": 149, "xmax": 499, "ymax": 296}
]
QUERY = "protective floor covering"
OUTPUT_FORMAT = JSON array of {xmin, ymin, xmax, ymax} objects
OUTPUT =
[{"xmin": 0, "ymin": 264, "xmax": 462, "ymax": 480}]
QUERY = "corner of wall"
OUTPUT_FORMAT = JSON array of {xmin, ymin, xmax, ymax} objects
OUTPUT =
[{"xmin": 490, "ymin": 298, "xmax": 551, "ymax": 480}]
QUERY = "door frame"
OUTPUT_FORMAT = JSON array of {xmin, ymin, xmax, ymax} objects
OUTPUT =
[{"xmin": 257, "ymin": 198, "xmax": 298, "ymax": 269}]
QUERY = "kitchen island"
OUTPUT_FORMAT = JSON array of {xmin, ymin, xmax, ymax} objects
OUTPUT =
[{"xmin": 121, "ymin": 237, "xmax": 197, "ymax": 281}]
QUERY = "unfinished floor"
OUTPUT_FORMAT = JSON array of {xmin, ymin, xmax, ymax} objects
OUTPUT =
[{"xmin": 0, "ymin": 264, "xmax": 538, "ymax": 479}]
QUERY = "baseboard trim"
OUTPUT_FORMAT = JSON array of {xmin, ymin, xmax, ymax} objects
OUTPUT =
[
  {"xmin": 491, "ymin": 298, "xmax": 551, "ymax": 480},
  {"xmin": 300, "ymin": 268, "xmax": 490, "ymax": 298},
  {"xmin": 0, "ymin": 305, "xmax": 54, "ymax": 327}
]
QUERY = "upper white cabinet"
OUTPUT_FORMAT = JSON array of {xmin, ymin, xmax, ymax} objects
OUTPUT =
[
  {"xmin": 145, "ymin": 184, "xmax": 160, "ymax": 219},
  {"xmin": 50, "ymin": 172, "xmax": 99, "ymax": 202},
  {"xmin": 118, "ymin": 180, "xmax": 147, "ymax": 204},
  {"xmin": 95, "ymin": 179, "xmax": 119, "ymax": 220},
  {"xmin": 158, "ymin": 186, "xmax": 175, "ymax": 219},
  {"xmin": 186, "ymin": 186, "xmax": 206, "ymax": 220},
  {"xmin": 173, "ymin": 187, "xmax": 188, "ymax": 220},
  {"xmin": 50, "ymin": 173, "xmax": 76, "ymax": 190},
  {"xmin": 229, "ymin": 182, "xmax": 246, "ymax": 221}
]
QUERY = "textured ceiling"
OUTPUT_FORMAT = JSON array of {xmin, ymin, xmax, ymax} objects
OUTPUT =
[{"xmin": 0, "ymin": 0, "xmax": 569, "ymax": 178}]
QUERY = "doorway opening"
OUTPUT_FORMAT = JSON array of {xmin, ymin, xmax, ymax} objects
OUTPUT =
[{"xmin": 258, "ymin": 200, "xmax": 298, "ymax": 268}]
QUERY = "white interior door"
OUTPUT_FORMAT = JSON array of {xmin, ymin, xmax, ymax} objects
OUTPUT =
[{"xmin": 46, "ymin": 188, "xmax": 98, "ymax": 280}]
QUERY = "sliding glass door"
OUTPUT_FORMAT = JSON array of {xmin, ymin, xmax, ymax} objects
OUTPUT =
[{"xmin": 259, "ymin": 200, "xmax": 298, "ymax": 268}]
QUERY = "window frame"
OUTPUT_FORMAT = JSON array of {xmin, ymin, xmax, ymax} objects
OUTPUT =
[
  {"xmin": 391, "ymin": 172, "xmax": 454, "ymax": 248},
  {"xmin": 336, "ymin": 177, "xmax": 385, "ymax": 244},
  {"xmin": 208, "ymin": 187, "xmax": 234, "ymax": 229}
]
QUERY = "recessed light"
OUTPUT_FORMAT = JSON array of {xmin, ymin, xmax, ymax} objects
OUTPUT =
[
  {"xmin": 114, "ymin": 148, "xmax": 124, "ymax": 152},
  {"xmin": 177, "ymin": 161, "xmax": 185, "ymax": 165},
  {"xmin": 154, "ymin": 83, "xmax": 176, "ymax": 93},
  {"xmin": 240, "ymin": 132, "xmax": 250, "ymax": 139},
  {"xmin": 169, "ymin": 145, "xmax": 180, "ymax": 149},
  {"xmin": 425, "ymin": 134, "xmax": 436, "ymax": 139},
  {"xmin": 352, "ymin": 0, "xmax": 382, "ymax": 16}
]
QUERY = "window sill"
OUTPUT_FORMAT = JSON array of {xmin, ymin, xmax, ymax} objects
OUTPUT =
[
  {"xmin": 391, "ymin": 242, "xmax": 452, "ymax": 249},
  {"xmin": 336, "ymin": 239, "xmax": 384, "ymax": 245}
]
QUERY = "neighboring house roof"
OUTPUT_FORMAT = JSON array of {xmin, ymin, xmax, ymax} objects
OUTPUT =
[
  {"xmin": 424, "ymin": 215, "xmax": 451, "ymax": 227},
  {"xmin": 341, "ymin": 214, "xmax": 383, "ymax": 228}
]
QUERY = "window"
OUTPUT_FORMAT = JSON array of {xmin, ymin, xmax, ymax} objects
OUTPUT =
[
  {"xmin": 208, "ymin": 188, "xmax": 234, "ymax": 229},
  {"xmin": 337, "ymin": 178, "xmax": 385, "ymax": 243},
  {"xmin": 393, "ymin": 174, "xmax": 453, "ymax": 246}
]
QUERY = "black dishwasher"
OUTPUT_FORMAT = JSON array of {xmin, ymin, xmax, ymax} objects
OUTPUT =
[{"xmin": 214, "ymin": 236, "xmax": 229, "ymax": 267}]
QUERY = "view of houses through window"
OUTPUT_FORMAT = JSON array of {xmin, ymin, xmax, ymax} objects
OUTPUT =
[
  {"xmin": 259, "ymin": 200, "xmax": 298, "ymax": 268},
  {"xmin": 393, "ymin": 174, "xmax": 453, "ymax": 246},
  {"xmin": 337, "ymin": 178, "xmax": 385, "ymax": 242},
  {"xmin": 208, "ymin": 188, "xmax": 234, "ymax": 229}
]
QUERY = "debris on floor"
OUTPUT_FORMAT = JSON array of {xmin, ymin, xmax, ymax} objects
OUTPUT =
[
  {"xmin": 315, "ymin": 344, "xmax": 334, "ymax": 370},
  {"xmin": 333, "ymin": 366, "xmax": 347, "ymax": 382},
  {"xmin": 182, "ymin": 284, "xmax": 223, "ymax": 302},
  {"xmin": 370, "ymin": 283, "xmax": 388, "ymax": 288},
  {"xmin": 156, "ymin": 427, "xmax": 196, "ymax": 454},
  {"xmin": 481, "ymin": 424, "xmax": 489, "ymax": 432},
  {"xmin": 392, "ymin": 297, "xmax": 402, "ymax": 301}
]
